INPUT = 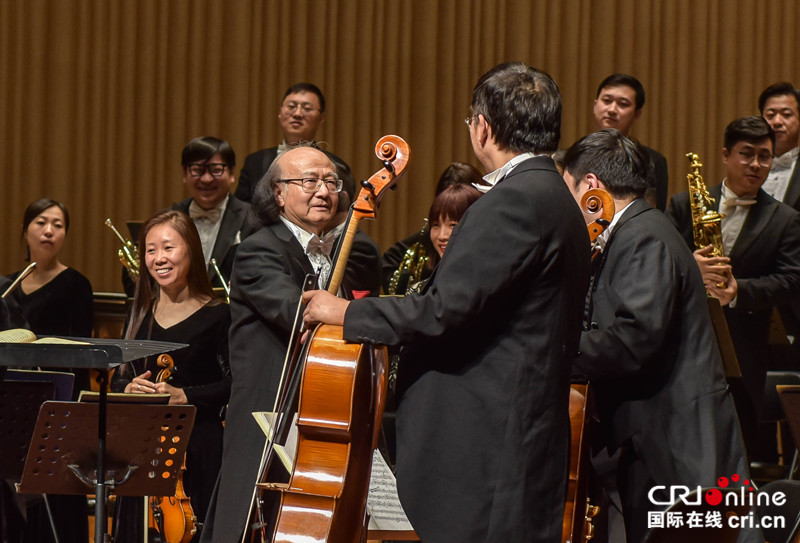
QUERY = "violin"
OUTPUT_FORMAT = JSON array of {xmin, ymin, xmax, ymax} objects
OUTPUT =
[
  {"xmin": 253, "ymin": 136, "xmax": 410, "ymax": 543},
  {"xmin": 148, "ymin": 354, "xmax": 197, "ymax": 543}
]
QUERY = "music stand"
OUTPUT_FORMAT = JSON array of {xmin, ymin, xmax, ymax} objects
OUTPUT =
[
  {"xmin": 18, "ymin": 401, "xmax": 195, "ymax": 496},
  {"xmin": 5, "ymin": 369, "xmax": 74, "ymax": 404},
  {"xmin": 0, "ymin": 380, "xmax": 55, "ymax": 480},
  {"xmin": 0, "ymin": 337, "xmax": 186, "ymax": 543}
]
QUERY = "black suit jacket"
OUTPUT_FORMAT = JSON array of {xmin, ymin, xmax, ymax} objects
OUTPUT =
[
  {"xmin": 206, "ymin": 220, "xmax": 381, "ymax": 542},
  {"xmin": 235, "ymin": 145, "xmax": 352, "ymax": 203},
  {"xmin": 667, "ymin": 186, "xmax": 800, "ymax": 413},
  {"xmin": 781, "ymin": 159, "xmax": 800, "ymax": 212},
  {"xmin": 645, "ymin": 146, "xmax": 669, "ymax": 211},
  {"xmin": 343, "ymin": 157, "xmax": 591, "ymax": 543},
  {"xmin": 576, "ymin": 199, "xmax": 749, "ymax": 541},
  {"xmin": 172, "ymin": 195, "xmax": 251, "ymax": 288}
]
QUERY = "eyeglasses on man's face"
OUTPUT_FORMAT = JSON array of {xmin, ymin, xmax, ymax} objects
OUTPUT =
[
  {"xmin": 281, "ymin": 177, "xmax": 343, "ymax": 194},
  {"xmin": 186, "ymin": 163, "xmax": 228, "ymax": 178},
  {"xmin": 736, "ymin": 149, "xmax": 773, "ymax": 167},
  {"xmin": 282, "ymin": 101, "xmax": 320, "ymax": 115}
]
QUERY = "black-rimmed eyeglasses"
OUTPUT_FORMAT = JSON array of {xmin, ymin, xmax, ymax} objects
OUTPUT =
[{"xmin": 186, "ymin": 163, "xmax": 228, "ymax": 178}]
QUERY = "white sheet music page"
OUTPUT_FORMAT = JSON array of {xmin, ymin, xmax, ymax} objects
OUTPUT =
[{"xmin": 367, "ymin": 449, "xmax": 414, "ymax": 531}]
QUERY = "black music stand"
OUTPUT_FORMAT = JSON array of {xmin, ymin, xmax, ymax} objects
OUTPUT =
[
  {"xmin": 18, "ymin": 401, "xmax": 195, "ymax": 495},
  {"xmin": 0, "ymin": 380, "xmax": 55, "ymax": 480},
  {"xmin": 0, "ymin": 337, "xmax": 186, "ymax": 543}
]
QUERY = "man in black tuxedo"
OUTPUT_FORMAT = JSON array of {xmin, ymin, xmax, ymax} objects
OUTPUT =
[
  {"xmin": 667, "ymin": 116, "xmax": 800, "ymax": 455},
  {"xmin": 759, "ymin": 82, "xmax": 800, "ymax": 211},
  {"xmin": 593, "ymin": 73, "xmax": 669, "ymax": 210},
  {"xmin": 303, "ymin": 63, "xmax": 590, "ymax": 543},
  {"xmin": 235, "ymin": 82, "xmax": 351, "ymax": 203},
  {"xmin": 564, "ymin": 129, "xmax": 750, "ymax": 543},
  {"xmin": 172, "ymin": 136, "xmax": 250, "ymax": 290},
  {"xmin": 202, "ymin": 145, "xmax": 380, "ymax": 542}
]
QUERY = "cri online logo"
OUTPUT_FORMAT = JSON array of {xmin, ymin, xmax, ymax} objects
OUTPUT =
[{"xmin": 648, "ymin": 474, "xmax": 785, "ymax": 508}]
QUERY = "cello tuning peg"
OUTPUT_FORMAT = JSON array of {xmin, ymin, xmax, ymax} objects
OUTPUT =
[{"xmin": 360, "ymin": 180, "xmax": 375, "ymax": 192}]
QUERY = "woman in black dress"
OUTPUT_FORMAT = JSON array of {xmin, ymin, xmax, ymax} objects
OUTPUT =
[
  {"xmin": 2, "ymin": 198, "xmax": 92, "ymax": 543},
  {"xmin": 111, "ymin": 209, "xmax": 231, "ymax": 543},
  {"xmin": 6, "ymin": 198, "xmax": 93, "ymax": 339}
]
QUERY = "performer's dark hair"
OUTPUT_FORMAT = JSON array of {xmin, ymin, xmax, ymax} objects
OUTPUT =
[
  {"xmin": 434, "ymin": 162, "xmax": 483, "ymax": 195},
  {"xmin": 283, "ymin": 82, "xmax": 326, "ymax": 113},
  {"xmin": 758, "ymin": 82, "xmax": 800, "ymax": 114},
  {"xmin": 723, "ymin": 116, "xmax": 776, "ymax": 151},
  {"xmin": 563, "ymin": 128, "xmax": 652, "ymax": 200},
  {"xmin": 470, "ymin": 62, "xmax": 561, "ymax": 154},
  {"xmin": 181, "ymin": 136, "xmax": 236, "ymax": 168},
  {"xmin": 22, "ymin": 198, "xmax": 70, "ymax": 261},
  {"xmin": 596, "ymin": 73, "xmax": 646, "ymax": 110}
]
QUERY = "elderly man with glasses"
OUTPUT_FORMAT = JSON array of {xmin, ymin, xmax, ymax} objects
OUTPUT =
[
  {"xmin": 201, "ymin": 144, "xmax": 381, "ymax": 543},
  {"xmin": 235, "ymin": 82, "xmax": 352, "ymax": 204}
]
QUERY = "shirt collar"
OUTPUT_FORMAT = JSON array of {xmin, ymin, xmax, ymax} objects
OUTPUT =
[
  {"xmin": 773, "ymin": 147, "xmax": 799, "ymax": 171},
  {"xmin": 188, "ymin": 194, "xmax": 228, "ymax": 223},
  {"xmin": 594, "ymin": 199, "xmax": 636, "ymax": 252},
  {"xmin": 473, "ymin": 152, "xmax": 543, "ymax": 193},
  {"xmin": 279, "ymin": 216, "xmax": 337, "ymax": 254}
]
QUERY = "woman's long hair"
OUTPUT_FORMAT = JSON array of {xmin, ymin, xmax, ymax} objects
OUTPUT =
[{"xmin": 124, "ymin": 209, "xmax": 217, "ymax": 340}]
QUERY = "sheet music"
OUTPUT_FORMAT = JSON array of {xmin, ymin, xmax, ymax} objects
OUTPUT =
[
  {"xmin": 367, "ymin": 449, "xmax": 414, "ymax": 531},
  {"xmin": 252, "ymin": 412, "xmax": 414, "ymax": 531}
]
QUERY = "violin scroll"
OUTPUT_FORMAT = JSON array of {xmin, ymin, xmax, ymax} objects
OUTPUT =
[{"xmin": 156, "ymin": 354, "xmax": 174, "ymax": 383}]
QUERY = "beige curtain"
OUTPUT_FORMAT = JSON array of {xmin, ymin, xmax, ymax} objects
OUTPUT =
[{"xmin": 1, "ymin": 0, "xmax": 799, "ymax": 292}]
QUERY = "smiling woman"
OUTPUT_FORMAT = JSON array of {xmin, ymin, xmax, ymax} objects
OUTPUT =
[{"xmin": 110, "ymin": 209, "xmax": 231, "ymax": 543}]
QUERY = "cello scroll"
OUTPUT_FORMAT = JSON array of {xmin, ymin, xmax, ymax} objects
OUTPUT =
[{"xmin": 580, "ymin": 188, "xmax": 614, "ymax": 243}]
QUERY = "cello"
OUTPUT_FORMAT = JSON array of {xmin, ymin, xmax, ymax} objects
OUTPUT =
[
  {"xmin": 561, "ymin": 188, "xmax": 613, "ymax": 543},
  {"xmin": 253, "ymin": 135, "xmax": 410, "ymax": 543}
]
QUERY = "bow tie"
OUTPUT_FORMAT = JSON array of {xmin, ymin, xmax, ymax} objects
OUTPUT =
[
  {"xmin": 188, "ymin": 201, "xmax": 222, "ymax": 223},
  {"xmin": 773, "ymin": 151, "xmax": 797, "ymax": 171},
  {"xmin": 307, "ymin": 234, "xmax": 335, "ymax": 257},
  {"xmin": 720, "ymin": 197, "xmax": 757, "ymax": 208}
]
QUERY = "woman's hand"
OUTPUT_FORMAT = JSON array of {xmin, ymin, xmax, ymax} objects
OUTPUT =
[
  {"xmin": 153, "ymin": 381, "xmax": 188, "ymax": 405},
  {"xmin": 126, "ymin": 370, "xmax": 154, "ymax": 394}
]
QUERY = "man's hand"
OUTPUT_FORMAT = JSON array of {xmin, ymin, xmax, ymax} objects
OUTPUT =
[
  {"xmin": 303, "ymin": 290, "xmax": 350, "ymax": 327},
  {"xmin": 694, "ymin": 245, "xmax": 738, "ymax": 306},
  {"xmin": 707, "ymin": 273, "xmax": 738, "ymax": 306},
  {"xmin": 693, "ymin": 245, "xmax": 732, "ymax": 288}
]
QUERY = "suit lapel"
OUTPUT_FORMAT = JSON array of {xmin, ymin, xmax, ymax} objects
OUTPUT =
[
  {"xmin": 210, "ymin": 197, "xmax": 244, "ymax": 264},
  {"xmin": 784, "ymin": 162, "xmax": 800, "ymax": 211},
  {"xmin": 606, "ymin": 198, "xmax": 652, "ymax": 245},
  {"xmin": 271, "ymin": 221, "xmax": 315, "ymax": 277},
  {"xmin": 729, "ymin": 190, "xmax": 778, "ymax": 261}
]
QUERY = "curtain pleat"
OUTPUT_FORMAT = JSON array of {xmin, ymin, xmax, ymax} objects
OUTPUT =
[{"xmin": 1, "ymin": 0, "xmax": 799, "ymax": 292}]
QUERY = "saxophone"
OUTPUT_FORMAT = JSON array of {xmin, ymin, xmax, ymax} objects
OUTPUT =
[
  {"xmin": 387, "ymin": 219, "xmax": 429, "ymax": 295},
  {"xmin": 686, "ymin": 153, "xmax": 726, "ymax": 288},
  {"xmin": 105, "ymin": 218, "xmax": 140, "ymax": 282}
]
